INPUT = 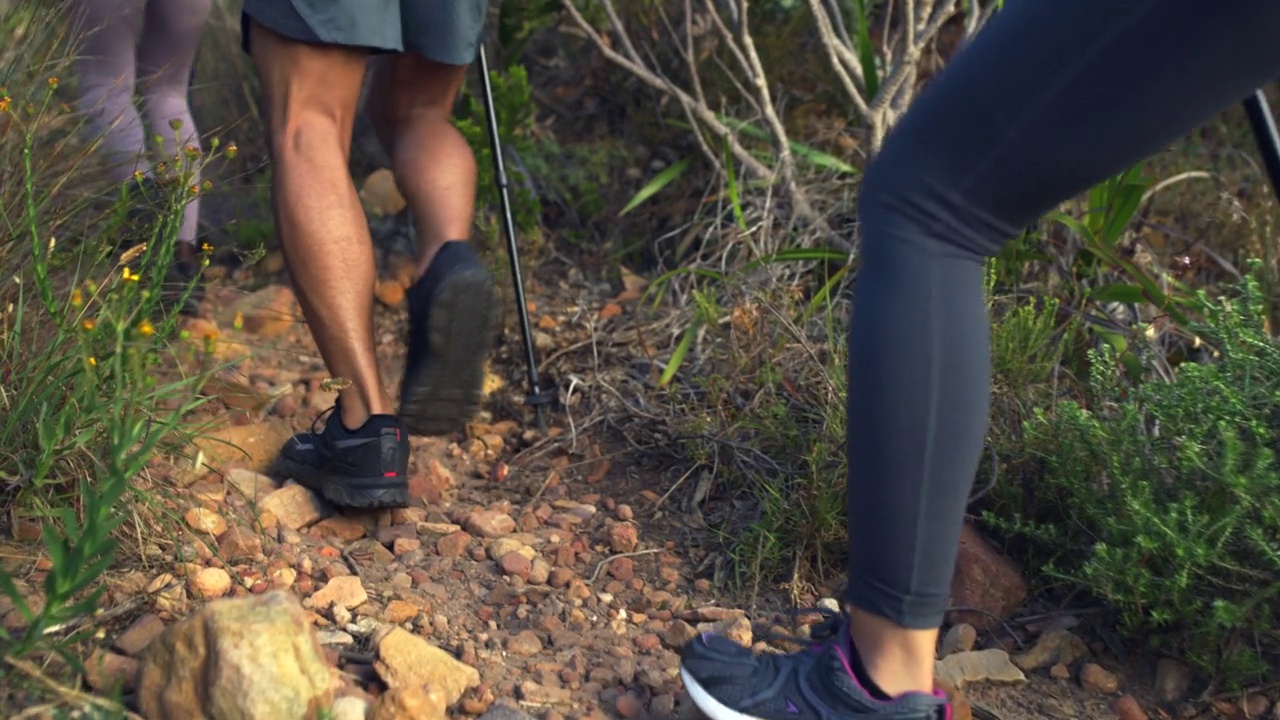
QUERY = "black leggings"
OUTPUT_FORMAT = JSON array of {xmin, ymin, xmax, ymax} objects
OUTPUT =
[{"xmin": 845, "ymin": 0, "xmax": 1280, "ymax": 629}]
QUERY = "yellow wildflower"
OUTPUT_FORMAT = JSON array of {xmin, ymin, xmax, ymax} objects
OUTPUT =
[
  {"xmin": 70, "ymin": 288, "xmax": 83, "ymax": 306},
  {"xmin": 87, "ymin": 357, "xmax": 97, "ymax": 367},
  {"xmin": 233, "ymin": 310, "xmax": 244, "ymax": 331},
  {"xmin": 0, "ymin": 97, "xmax": 10, "ymax": 113},
  {"xmin": 122, "ymin": 267, "xmax": 140, "ymax": 282},
  {"xmin": 137, "ymin": 319, "xmax": 154, "ymax": 336},
  {"xmin": 82, "ymin": 318, "xmax": 95, "ymax": 330},
  {"xmin": 47, "ymin": 77, "xmax": 58, "ymax": 90},
  {"xmin": 188, "ymin": 184, "xmax": 199, "ymax": 196},
  {"xmin": 201, "ymin": 242, "xmax": 213, "ymax": 253},
  {"xmin": 225, "ymin": 142, "xmax": 238, "ymax": 160}
]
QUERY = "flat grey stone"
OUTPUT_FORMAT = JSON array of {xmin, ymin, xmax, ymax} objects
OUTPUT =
[{"xmin": 935, "ymin": 648, "xmax": 1027, "ymax": 689}]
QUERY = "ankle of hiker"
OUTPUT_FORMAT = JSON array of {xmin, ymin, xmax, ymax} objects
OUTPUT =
[
  {"xmin": 337, "ymin": 388, "xmax": 394, "ymax": 431},
  {"xmin": 846, "ymin": 605, "xmax": 937, "ymax": 697}
]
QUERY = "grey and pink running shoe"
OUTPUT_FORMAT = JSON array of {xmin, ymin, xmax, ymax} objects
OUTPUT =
[{"xmin": 679, "ymin": 609, "xmax": 951, "ymax": 720}]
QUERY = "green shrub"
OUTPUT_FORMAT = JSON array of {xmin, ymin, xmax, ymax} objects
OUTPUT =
[
  {"xmin": 987, "ymin": 268, "xmax": 1280, "ymax": 684},
  {"xmin": 454, "ymin": 61, "xmax": 542, "ymax": 237}
]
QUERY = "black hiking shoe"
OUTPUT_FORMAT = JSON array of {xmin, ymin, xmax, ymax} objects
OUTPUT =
[
  {"xmin": 398, "ymin": 240, "xmax": 495, "ymax": 436},
  {"xmin": 276, "ymin": 401, "xmax": 410, "ymax": 509},
  {"xmin": 679, "ymin": 609, "xmax": 951, "ymax": 720}
]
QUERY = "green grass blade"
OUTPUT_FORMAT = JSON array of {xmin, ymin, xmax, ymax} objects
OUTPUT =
[
  {"xmin": 660, "ymin": 317, "xmax": 701, "ymax": 388},
  {"xmin": 851, "ymin": 0, "xmax": 880, "ymax": 98},
  {"xmin": 619, "ymin": 157, "xmax": 693, "ymax": 217},
  {"xmin": 723, "ymin": 135, "xmax": 747, "ymax": 231},
  {"xmin": 716, "ymin": 115, "xmax": 859, "ymax": 176},
  {"xmin": 803, "ymin": 263, "xmax": 853, "ymax": 321}
]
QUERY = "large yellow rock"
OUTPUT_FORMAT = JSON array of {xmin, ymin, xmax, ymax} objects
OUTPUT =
[
  {"xmin": 136, "ymin": 591, "xmax": 337, "ymax": 720},
  {"xmin": 190, "ymin": 420, "xmax": 294, "ymax": 477}
]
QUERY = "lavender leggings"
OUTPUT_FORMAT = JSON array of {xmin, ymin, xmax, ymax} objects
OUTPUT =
[{"xmin": 68, "ymin": 0, "xmax": 212, "ymax": 244}]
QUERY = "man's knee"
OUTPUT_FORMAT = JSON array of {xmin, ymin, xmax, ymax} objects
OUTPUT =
[
  {"xmin": 254, "ymin": 58, "xmax": 365, "ymax": 157},
  {"xmin": 270, "ymin": 110, "xmax": 350, "ymax": 159}
]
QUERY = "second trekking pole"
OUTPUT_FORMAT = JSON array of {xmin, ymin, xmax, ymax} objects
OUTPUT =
[{"xmin": 476, "ymin": 43, "xmax": 554, "ymax": 431}]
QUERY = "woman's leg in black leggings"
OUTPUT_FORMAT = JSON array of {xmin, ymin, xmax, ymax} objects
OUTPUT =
[{"xmin": 845, "ymin": 0, "xmax": 1280, "ymax": 695}]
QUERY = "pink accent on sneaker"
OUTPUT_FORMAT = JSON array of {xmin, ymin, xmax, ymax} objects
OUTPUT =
[
  {"xmin": 937, "ymin": 691, "xmax": 953, "ymax": 720},
  {"xmin": 831, "ymin": 634, "xmax": 952, "ymax": 711},
  {"xmin": 832, "ymin": 643, "xmax": 894, "ymax": 706}
]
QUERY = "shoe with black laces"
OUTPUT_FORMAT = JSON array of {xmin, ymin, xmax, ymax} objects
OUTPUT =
[
  {"xmin": 398, "ymin": 240, "xmax": 496, "ymax": 436},
  {"xmin": 276, "ymin": 401, "xmax": 410, "ymax": 509},
  {"xmin": 680, "ymin": 609, "xmax": 951, "ymax": 720}
]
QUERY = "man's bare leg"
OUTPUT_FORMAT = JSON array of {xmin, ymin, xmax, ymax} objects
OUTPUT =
[
  {"xmin": 361, "ymin": 52, "xmax": 495, "ymax": 437},
  {"xmin": 248, "ymin": 20, "xmax": 390, "ymax": 430},
  {"xmin": 366, "ymin": 54, "xmax": 476, "ymax": 276}
]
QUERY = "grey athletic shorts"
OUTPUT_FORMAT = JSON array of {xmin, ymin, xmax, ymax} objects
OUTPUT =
[{"xmin": 241, "ymin": 0, "xmax": 488, "ymax": 66}]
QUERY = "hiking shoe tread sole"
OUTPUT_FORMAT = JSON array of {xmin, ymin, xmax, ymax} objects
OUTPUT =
[
  {"xmin": 276, "ymin": 454, "xmax": 409, "ymax": 510},
  {"xmin": 399, "ymin": 266, "xmax": 495, "ymax": 436}
]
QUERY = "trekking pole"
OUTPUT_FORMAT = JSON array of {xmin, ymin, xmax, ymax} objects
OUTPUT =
[
  {"xmin": 477, "ymin": 43, "xmax": 554, "ymax": 431},
  {"xmin": 1243, "ymin": 89, "xmax": 1280, "ymax": 203}
]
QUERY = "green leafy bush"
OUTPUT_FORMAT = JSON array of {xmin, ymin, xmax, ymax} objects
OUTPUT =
[
  {"xmin": 454, "ymin": 62, "xmax": 542, "ymax": 236},
  {"xmin": 987, "ymin": 268, "xmax": 1280, "ymax": 684}
]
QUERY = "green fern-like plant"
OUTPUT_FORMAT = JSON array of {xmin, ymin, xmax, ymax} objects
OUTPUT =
[{"xmin": 987, "ymin": 268, "xmax": 1280, "ymax": 685}]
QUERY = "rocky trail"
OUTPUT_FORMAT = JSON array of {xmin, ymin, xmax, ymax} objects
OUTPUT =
[{"xmin": 0, "ymin": 197, "xmax": 1267, "ymax": 720}]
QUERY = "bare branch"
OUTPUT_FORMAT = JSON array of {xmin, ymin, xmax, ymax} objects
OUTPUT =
[
  {"xmin": 558, "ymin": 0, "xmax": 826, "ymax": 232},
  {"xmin": 734, "ymin": 0, "xmax": 806, "ymax": 209},
  {"xmin": 703, "ymin": 0, "xmax": 754, "ymax": 80},
  {"xmin": 804, "ymin": 0, "xmax": 867, "ymax": 86},
  {"xmin": 804, "ymin": 0, "xmax": 873, "ymax": 119},
  {"xmin": 823, "ymin": 0, "xmax": 854, "ymax": 49},
  {"xmin": 902, "ymin": 0, "xmax": 916, "ymax": 59}
]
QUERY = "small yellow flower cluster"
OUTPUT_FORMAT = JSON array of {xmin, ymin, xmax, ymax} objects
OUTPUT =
[{"xmin": 121, "ymin": 267, "xmax": 141, "ymax": 283}]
